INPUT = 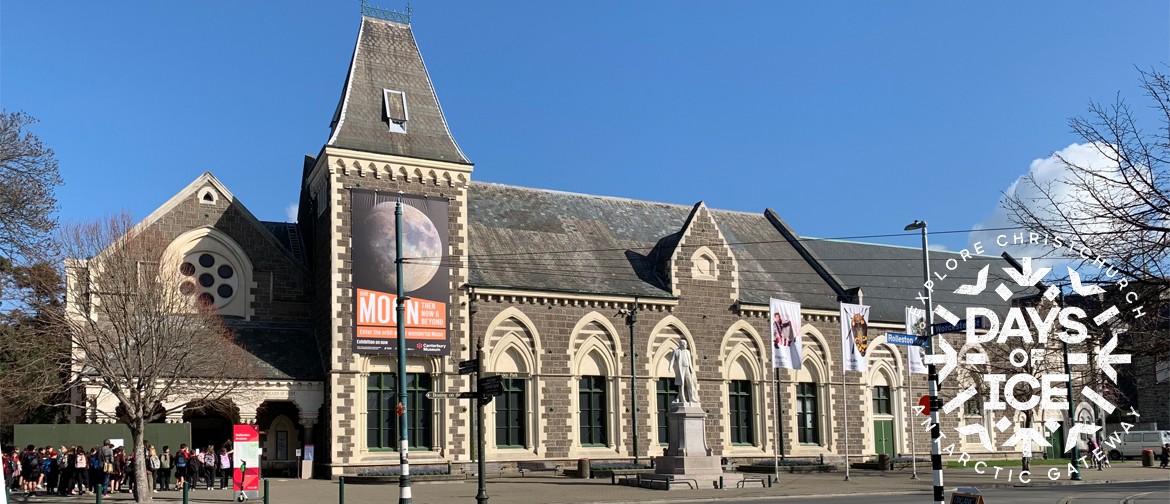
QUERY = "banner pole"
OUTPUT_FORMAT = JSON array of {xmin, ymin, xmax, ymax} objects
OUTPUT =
[
  {"xmin": 843, "ymin": 361, "xmax": 850, "ymax": 481},
  {"xmin": 774, "ymin": 368, "xmax": 780, "ymax": 480}
]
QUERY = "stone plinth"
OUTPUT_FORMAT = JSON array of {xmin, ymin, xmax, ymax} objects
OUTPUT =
[
  {"xmin": 652, "ymin": 402, "xmax": 735, "ymax": 489},
  {"xmin": 665, "ymin": 403, "xmax": 709, "ymax": 457}
]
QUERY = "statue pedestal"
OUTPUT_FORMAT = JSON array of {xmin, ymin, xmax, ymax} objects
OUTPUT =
[{"xmin": 652, "ymin": 402, "xmax": 738, "ymax": 489}]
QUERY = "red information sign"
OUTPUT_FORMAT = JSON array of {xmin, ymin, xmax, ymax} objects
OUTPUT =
[
  {"xmin": 919, "ymin": 395, "xmax": 931, "ymax": 415},
  {"xmin": 233, "ymin": 425, "xmax": 261, "ymax": 499}
]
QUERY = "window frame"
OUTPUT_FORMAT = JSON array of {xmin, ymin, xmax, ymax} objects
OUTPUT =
[
  {"xmin": 797, "ymin": 382, "xmax": 820, "ymax": 445},
  {"xmin": 872, "ymin": 385, "xmax": 892, "ymax": 416},
  {"xmin": 366, "ymin": 372, "xmax": 433, "ymax": 451},
  {"xmin": 578, "ymin": 375, "xmax": 608, "ymax": 447},
  {"xmin": 656, "ymin": 378, "xmax": 678, "ymax": 445},
  {"xmin": 729, "ymin": 379, "xmax": 755, "ymax": 446},
  {"xmin": 494, "ymin": 378, "xmax": 526, "ymax": 449}
]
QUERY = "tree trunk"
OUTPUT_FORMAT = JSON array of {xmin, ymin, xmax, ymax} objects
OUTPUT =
[{"xmin": 131, "ymin": 423, "xmax": 152, "ymax": 503}]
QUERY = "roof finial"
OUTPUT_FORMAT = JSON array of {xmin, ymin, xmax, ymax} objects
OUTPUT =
[{"xmin": 360, "ymin": 0, "xmax": 411, "ymax": 25}]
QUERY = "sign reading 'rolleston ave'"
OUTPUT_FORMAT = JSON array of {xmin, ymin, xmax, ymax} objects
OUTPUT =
[
  {"xmin": 351, "ymin": 190, "xmax": 450, "ymax": 355},
  {"xmin": 885, "ymin": 332, "xmax": 931, "ymax": 348}
]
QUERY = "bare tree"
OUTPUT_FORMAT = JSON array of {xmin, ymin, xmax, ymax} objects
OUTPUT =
[
  {"xmin": 1002, "ymin": 68, "xmax": 1169, "ymax": 405},
  {"xmin": 52, "ymin": 212, "xmax": 256, "ymax": 503},
  {"xmin": 0, "ymin": 110, "xmax": 63, "ymax": 262},
  {"xmin": 1004, "ymin": 68, "xmax": 1168, "ymax": 290}
]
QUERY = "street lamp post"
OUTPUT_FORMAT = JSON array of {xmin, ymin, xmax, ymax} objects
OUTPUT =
[
  {"xmin": 471, "ymin": 289, "xmax": 488, "ymax": 504},
  {"xmin": 905, "ymin": 220, "xmax": 944, "ymax": 504},
  {"xmin": 395, "ymin": 200, "xmax": 412, "ymax": 504},
  {"xmin": 628, "ymin": 299, "xmax": 639, "ymax": 466}
]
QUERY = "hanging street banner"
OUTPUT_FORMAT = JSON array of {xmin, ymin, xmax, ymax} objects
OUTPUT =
[
  {"xmin": 840, "ymin": 303, "xmax": 870, "ymax": 372},
  {"xmin": 351, "ymin": 190, "xmax": 450, "ymax": 355},
  {"xmin": 905, "ymin": 307, "xmax": 927, "ymax": 375},
  {"xmin": 769, "ymin": 298, "xmax": 803, "ymax": 369},
  {"xmin": 233, "ymin": 424, "xmax": 261, "ymax": 501}
]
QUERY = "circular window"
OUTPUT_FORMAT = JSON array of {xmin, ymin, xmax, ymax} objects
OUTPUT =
[{"xmin": 178, "ymin": 251, "xmax": 240, "ymax": 310}]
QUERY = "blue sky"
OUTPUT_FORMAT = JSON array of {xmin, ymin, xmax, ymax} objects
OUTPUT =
[{"xmin": 1, "ymin": 1, "xmax": 1166, "ymax": 252}]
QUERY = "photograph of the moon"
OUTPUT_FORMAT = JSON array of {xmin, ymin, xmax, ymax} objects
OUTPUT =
[{"xmin": 361, "ymin": 201, "xmax": 443, "ymax": 292}]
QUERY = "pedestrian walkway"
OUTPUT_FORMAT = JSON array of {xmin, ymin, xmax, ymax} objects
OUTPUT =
[{"xmin": 8, "ymin": 464, "xmax": 1168, "ymax": 504}]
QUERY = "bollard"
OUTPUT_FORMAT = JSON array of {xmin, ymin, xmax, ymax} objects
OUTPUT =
[
  {"xmin": 96, "ymin": 485, "xmax": 103, "ymax": 504},
  {"xmin": 766, "ymin": 474, "xmax": 772, "ymax": 487},
  {"xmin": 339, "ymin": 476, "xmax": 345, "ymax": 504},
  {"xmin": 264, "ymin": 478, "xmax": 270, "ymax": 504},
  {"xmin": 182, "ymin": 481, "xmax": 190, "ymax": 504},
  {"xmin": 718, "ymin": 476, "xmax": 724, "ymax": 489}
]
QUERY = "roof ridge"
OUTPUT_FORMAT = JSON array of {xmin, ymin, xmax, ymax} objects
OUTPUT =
[
  {"xmin": 470, "ymin": 180, "xmax": 765, "ymax": 217},
  {"xmin": 807, "ymin": 237, "xmax": 1002, "ymax": 260}
]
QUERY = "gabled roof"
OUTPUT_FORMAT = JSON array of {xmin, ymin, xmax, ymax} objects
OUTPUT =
[
  {"xmin": 803, "ymin": 239, "xmax": 1032, "ymax": 322},
  {"xmin": 134, "ymin": 172, "xmax": 308, "ymax": 275},
  {"xmin": 327, "ymin": 16, "xmax": 470, "ymax": 164},
  {"xmin": 466, "ymin": 182, "xmax": 840, "ymax": 310}
]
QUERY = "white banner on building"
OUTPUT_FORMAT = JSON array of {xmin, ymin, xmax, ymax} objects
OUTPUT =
[
  {"xmin": 770, "ymin": 298, "xmax": 802, "ymax": 369},
  {"xmin": 840, "ymin": 303, "xmax": 870, "ymax": 372},
  {"xmin": 905, "ymin": 306, "xmax": 927, "ymax": 375}
]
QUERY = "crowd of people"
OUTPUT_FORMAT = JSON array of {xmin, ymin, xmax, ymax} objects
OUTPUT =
[{"xmin": 3, "ymin": 440, "xmax": 234, "ymax": 498}]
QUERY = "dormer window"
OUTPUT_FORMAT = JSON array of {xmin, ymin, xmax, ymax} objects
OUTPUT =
[{"xmin": 383, "ymin": 89, "xmax": 408, "ymax": 133}]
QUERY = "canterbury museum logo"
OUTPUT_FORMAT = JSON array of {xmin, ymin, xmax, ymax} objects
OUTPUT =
[{"xmin": 920, "ymin": 232, "xmax": 1142, "ymax": 483}]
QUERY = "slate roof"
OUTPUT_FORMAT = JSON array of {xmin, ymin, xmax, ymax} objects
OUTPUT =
[
  {"xmin": 803, "ymin": 239, "xmax": 1034, "ymax": 322},
  {"xmin": 227, "ymin": 321, "xmax": 324, "ymax": 381},
  {"xmin": 467, "ymin": 182, "xmax": 841, "ymax": 311},
  {"xmin": 260, "ymin": 221, "xmax": 306, "ymax": 264},
  {"xmin": 327, "ymin": 16, "xmax": 470, "ymax": 164}
]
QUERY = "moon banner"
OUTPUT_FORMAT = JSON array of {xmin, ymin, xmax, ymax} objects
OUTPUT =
[{"xmin": 351, "ymin": 190, "xmax": 450, "ymax": 355}]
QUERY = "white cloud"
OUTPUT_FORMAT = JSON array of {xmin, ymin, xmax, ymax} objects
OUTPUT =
[
  {"xmin": 928, "ymin": 243, "xmax": 949, "ymax": 252},
  {"xmin": 969, "ymin": 142, "xmax": 1121, "ymax": 263},
  {"xmin": 284, "ymin": 203, "xmax": 298, "ymax": 223}
]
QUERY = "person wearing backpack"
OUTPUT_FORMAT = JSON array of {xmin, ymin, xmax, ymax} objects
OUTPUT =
[
  {"xmin": 174, "ymin": 444, "xmax": 190, "ymax": 490},
  {"xmin": 146, "ymin": 446, "xmax": 160, "ymax": 493},
  {"xmin": 3, "ymin": 449, "xmax": 20, "ymax": 492},
  {"xmin": 88, "ymin": 447, "xmax": 103, "ymax": 494},
  {"xmin": 41, "ymin": 448, "xmax": 57, "ymax": 494},
  {"xmin": 202, "ymin": 445, "xmax": 216, "ymax": 490},
  {"xmin": 158, "ymin": 445, "xmax": 172, "ymax": 491},
  {"xmin": 21, "ymin": 444, "xmax": 41, "ymax": 496}
]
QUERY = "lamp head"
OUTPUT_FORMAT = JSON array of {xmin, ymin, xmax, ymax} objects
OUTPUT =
[{"xmin": 904, "ymin": 220, "xmax": 926, "ymax": 231}]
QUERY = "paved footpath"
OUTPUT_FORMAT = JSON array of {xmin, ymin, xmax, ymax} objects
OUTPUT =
[{"xmin": 8, "ymin": 463, "xmax": 1169, "ymax": 504}]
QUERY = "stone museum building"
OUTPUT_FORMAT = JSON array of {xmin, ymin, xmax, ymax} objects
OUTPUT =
[{"xmin": 68, "ymin": 11, "xmax": 1111, "ymax": 477}]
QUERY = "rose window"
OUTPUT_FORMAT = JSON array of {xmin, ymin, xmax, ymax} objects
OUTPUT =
[{"xmin": 178, "ymin": 251, "xmax": 238, "ymax": 308}]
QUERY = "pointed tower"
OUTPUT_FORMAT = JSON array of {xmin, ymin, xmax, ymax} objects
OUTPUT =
[{"xmin": 301, "ymin": 9, "xmax": 473, "ymax": 476}]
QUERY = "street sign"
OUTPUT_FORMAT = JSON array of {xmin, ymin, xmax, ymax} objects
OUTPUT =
[
  {"xmin": 425, "ymin": 391, "xmax": 476, "ymax": 400},
  {"xmin": 885, "ymin": 332, "xmax": 930, "ymax": 348},
  {"xmin": 931, "ymin": 316, "xmax": 985, "ymax": 335},
  {"xmin": 487, "ymin": 372, "xmax": 526, "ymax": 379},
  {"xmin": 479, "ymin": 382, "xmax": 504, "ymax": 396},
  {"xmin": 918, "ymin": 395, "xmax": 931, "ymax": 415},
  {"xmin": 458, "ymin": 359, "xmax": 479, "ymax": 375}
]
